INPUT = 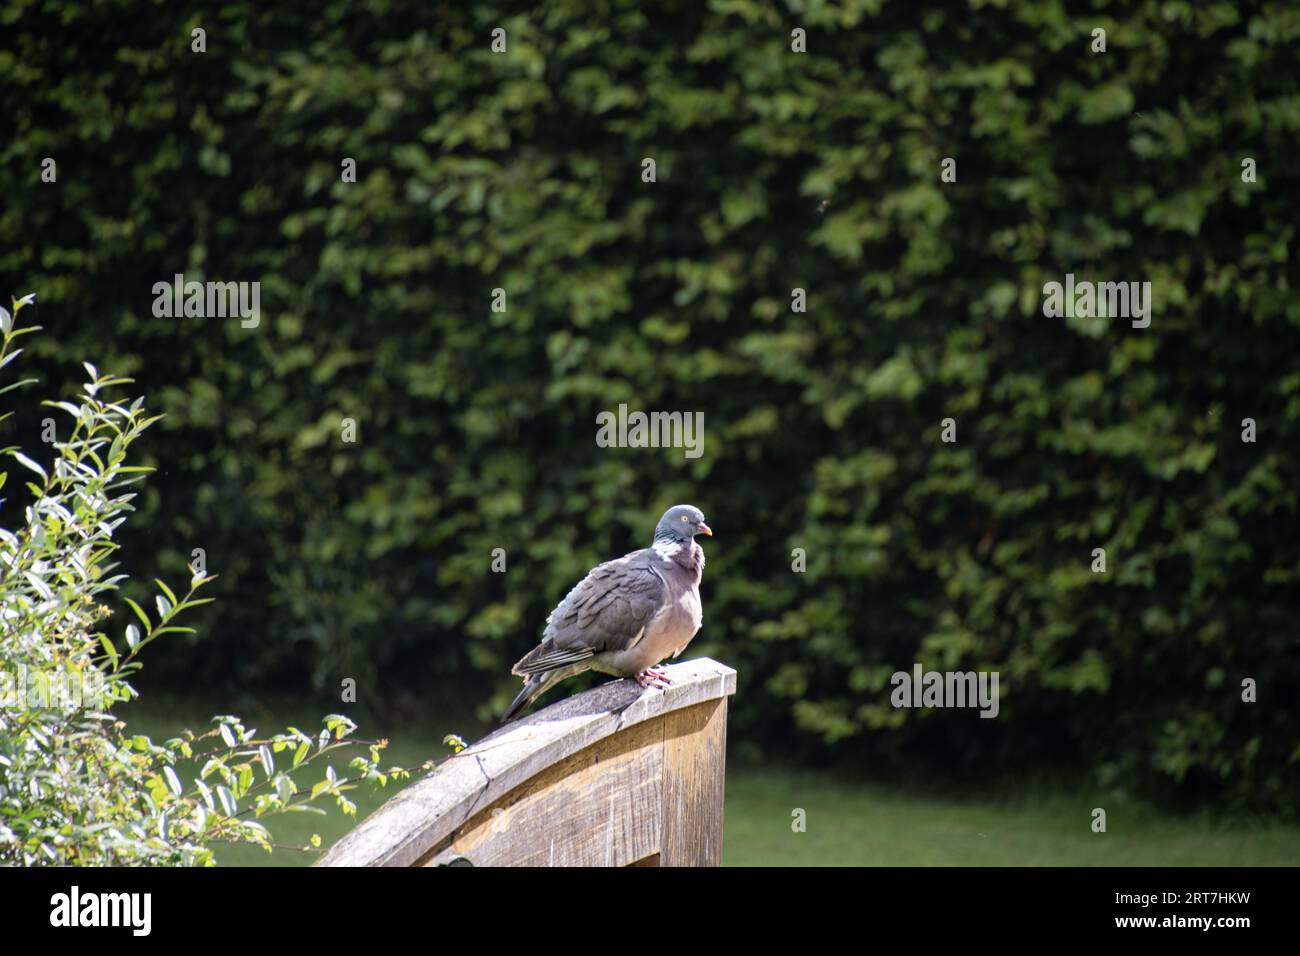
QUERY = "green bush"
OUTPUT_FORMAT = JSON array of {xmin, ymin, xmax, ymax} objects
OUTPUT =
[
  {"xmin": 1, "ymin": 2, "xmax": 1297, "ymax": 813},
  {"xmin": 0, "ymin": 295, "xmax": 407, "ymax": 864}
]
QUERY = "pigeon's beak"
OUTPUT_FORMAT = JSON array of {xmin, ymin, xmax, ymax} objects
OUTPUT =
[{"xmin": 696, "ymin": 522, "xmax": 713, "ymax": 537}]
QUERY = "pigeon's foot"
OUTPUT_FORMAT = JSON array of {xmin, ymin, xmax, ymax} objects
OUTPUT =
[{"xmin": 635, "ymin": 668, "xmax": 673, "ymax": 689}]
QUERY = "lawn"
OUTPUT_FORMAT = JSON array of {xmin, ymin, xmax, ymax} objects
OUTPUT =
[
  {"xmin": 723, "ymin": 770, "xmax": 1300, "ymax": 866},
  {"xmin": 120, "ymin": 698, "xmax": 1300, "ymax": 867}
]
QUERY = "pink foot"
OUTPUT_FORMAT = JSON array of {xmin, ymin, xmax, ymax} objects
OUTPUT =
[{"xmin": 635, "ymin": 669, "xmax": 673, "ymax": 689}]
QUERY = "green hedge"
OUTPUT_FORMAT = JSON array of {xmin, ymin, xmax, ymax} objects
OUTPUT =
[{"xmin": 2, "ymin": 0, "xmax": 1297, "ymax": 813}]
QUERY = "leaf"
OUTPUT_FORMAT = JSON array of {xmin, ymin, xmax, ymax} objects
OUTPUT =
[
  {"xmin": 98, "ymin": 635, "xmax": 119, "ymax": 669},
  {"xmin": 163, "ymin": 766, "xmax": 182, "ymax": 797},
  {"xmin": 124, "ymin": 624, "xmax": 140, "ymax": 649},
  {"xmin": 124, "ymin": 597, "xmax": 150, "ymax": 631},
  {"xmin": 10, "ymin": 452, "xmax": 46, "ymax": 481},
  {"xmin": 216, "ymin": 785, "xmax": 236, "ymax": 816},
  {"xmin": 0, "ymin": 378, "xmax": 38, "ymax": 396},
  {"xmin": 24, "ymin": 571, "xmax": 53, "ymax": 600},
  {"xmin": 275, "ymin": 775, "xmax": 294, "ymax": 801},
  {"xmin": 1078, "ymin": 83, "xmax": 1135, "ymax": 125},
  {"xmin": 150, "ymin": 625, "xmax": 197, "ymax": 637}
]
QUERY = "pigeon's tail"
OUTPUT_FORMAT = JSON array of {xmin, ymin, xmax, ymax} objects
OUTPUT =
[
  {"xmin": 500, "ymin": 665, "xmax": 584, "ymax": 723},
  {"xmin": 500, "ymin": 677, "xmax": 544, "ymax": 723}
]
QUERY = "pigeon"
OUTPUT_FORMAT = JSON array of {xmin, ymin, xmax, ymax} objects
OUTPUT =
[{"xmin": 501, "ymin": 504, "xmax": 712, "ymax": 722}]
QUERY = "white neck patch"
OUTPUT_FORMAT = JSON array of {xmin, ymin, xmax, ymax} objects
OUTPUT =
[{"xmin": 653, "ymin": 538, "xmax": 682, "ymax": 562}]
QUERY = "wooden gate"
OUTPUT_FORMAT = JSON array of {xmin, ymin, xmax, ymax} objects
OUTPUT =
[{"xmin": 317, "ymin": 657, "xmax": 737, "ymax": 866}]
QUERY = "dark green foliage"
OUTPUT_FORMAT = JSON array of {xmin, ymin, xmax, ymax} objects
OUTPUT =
[{"xmin": 2, "ymin": 1, "xmax": 1297, "ymax": 813}]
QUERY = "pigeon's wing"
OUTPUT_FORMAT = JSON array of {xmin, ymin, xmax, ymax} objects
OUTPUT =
[{"xmin": 511, "ymin": 551, "xmax": 667, "ymax": 676}]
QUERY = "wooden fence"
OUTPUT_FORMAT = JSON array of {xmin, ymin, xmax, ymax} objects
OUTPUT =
[{"xmin": 317, "ymin": 657, "xmax": 737, "ymax": 867}]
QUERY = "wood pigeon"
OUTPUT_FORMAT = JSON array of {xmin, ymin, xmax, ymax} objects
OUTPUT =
[{"xmin": 501, "ymin": 504, "xmax": 712, "ymax": 722}]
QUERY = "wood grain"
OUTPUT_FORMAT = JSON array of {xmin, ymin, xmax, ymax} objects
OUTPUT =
[
  {"xmin": 422, "ymin": 717, "xmax": 664, "ymax": 866},
  {"xmin": 661, "ymin": 698, "xmax": 727, "ymax": 866},
  {"xmin": 317, "ymin": 657, "xmax": 736, "ymax": 867}
]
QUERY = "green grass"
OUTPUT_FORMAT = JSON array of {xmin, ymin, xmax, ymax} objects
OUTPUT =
[
  {"xmin": 723, "ymin": 769, "xmax": 1300, "ymax": 866},
  {"xmin": 119, "ymin": 699, "xmax": 1300, "ymax": 867}
]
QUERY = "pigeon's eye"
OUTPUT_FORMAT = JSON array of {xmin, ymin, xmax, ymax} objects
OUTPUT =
[{"xmin": 681, "ymin": 516, "xmax": 688, "ymax": 522}]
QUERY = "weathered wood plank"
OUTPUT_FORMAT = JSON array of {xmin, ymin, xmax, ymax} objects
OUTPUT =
[
  {"xmin": 422, "ymin": 717, "xmax": 664, "ymax": 866},
  {"xmin": 317, "ymin": 657, "xmax": 736, "ymax": 867},
  {"xmin": 660, "ymin": 698, "xmax": 728, "ymax": 866}
]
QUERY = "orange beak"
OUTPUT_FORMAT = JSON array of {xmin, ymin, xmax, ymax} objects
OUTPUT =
[{"xmin": 697, "ymin": 522, "xmax": 713, "ymax": 537}]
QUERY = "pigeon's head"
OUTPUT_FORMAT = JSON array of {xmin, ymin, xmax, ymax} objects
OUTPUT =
[{"xmin": 655, "ymin": 504, "xmax": 712, "ymax": 542}]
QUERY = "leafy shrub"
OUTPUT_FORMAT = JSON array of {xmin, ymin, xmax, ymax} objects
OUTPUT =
[
  {"xmin": 3, "ymin": 2, "xmax": 1298, "ymax": 814},
  {"xmin": 0, "ymin": 295, "xmax": 408, "ymax": 865}
]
